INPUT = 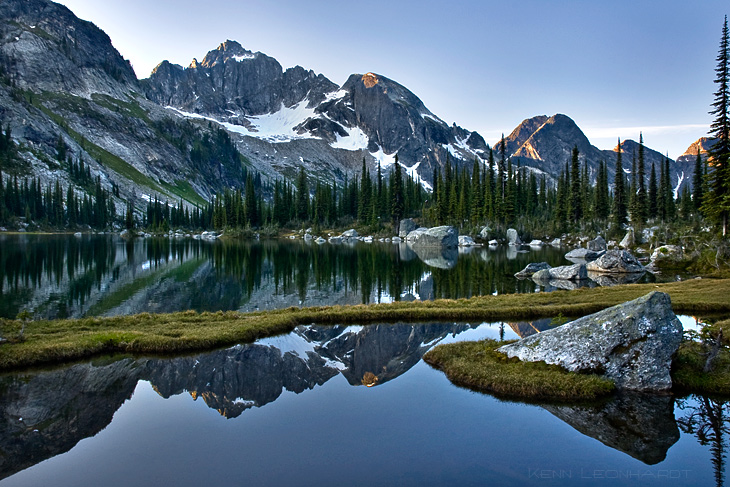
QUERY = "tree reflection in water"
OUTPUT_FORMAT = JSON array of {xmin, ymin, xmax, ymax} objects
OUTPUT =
[{"xmin": 677, "ymin": 396, "xmax": 730, "ymax": 487}]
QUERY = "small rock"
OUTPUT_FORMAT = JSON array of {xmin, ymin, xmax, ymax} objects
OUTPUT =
[
  {"xmin": 458, "ymin": 235, "xmax": 478, "ymax": 247},
  {"xmin": 479, "ymin": 226, "xmax": 491, "ymax": 240},
  {"xmin": 619, "ymin": 229, "xmax": 635, "ymax": 249},
  {"xmin": 341, "ymin": 229, "xmax": 359, "ymax": 238},
  {"xmin": 565, "ymin": 248, "xmax": 604, "ymax": 262},
  {"xmin": 488, "ymin": 239, "xmax": 499, "ymax": 246},
  {"xmin": 529, "ymin": 239, "xmax": 544, "ymax": 247}
]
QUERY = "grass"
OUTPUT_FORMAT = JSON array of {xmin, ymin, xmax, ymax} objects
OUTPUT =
[
  {"xmin": 423, "ymin": 339, "xmax": 615, "ymax": 401},
  {"xmin": 672, "ymin": 341, "xmax": 730, "ymax": 395},
  {"xmin": 2, "ymin": 278, "xmax": 730, "ymax": 371}
]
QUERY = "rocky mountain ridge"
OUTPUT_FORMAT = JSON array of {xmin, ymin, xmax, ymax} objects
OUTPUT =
[{"xmin": 0, "ymin": 0, "xmax": 705, "ymax": 214}]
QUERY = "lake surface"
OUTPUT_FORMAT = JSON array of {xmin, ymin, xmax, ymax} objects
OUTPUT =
[
  {"xmin": 0, "ymin": 319, "xmax": 724, "ymax": 486},
  {"xmin": 0, "ymin": 234, "xmax": 665, "ymax": 320}
]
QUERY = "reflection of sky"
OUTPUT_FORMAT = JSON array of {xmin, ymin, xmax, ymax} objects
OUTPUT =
[{"xmin": 678, "ymin": 315, "xmax": 704, "ymax": 333}]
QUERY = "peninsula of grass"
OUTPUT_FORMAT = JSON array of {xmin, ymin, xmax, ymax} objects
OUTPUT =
[
  {"xmin": 423, "ymin": 339, "xmax": 615, "ymax": 401},
  {"xmin": 2, "ymin": 277, "xmax": 730, "ymax": 371}
]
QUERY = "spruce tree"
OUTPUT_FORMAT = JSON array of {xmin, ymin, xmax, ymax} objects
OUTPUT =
[
  {"xmin": 612, "ymin": 138, "xmax": 628, "ymax": 229},
  {"xmin": 648, "ymin": 162, "xmax": 658, "ymax": 219},
  {"xmin": 636, "ymin": 133, "xmax": 647, "ymax": 225},
  {"xmin": 703, "ymin": 15, "xmax": 730, "ymax": 236},
  {"xmin": 693, "ymin": 147, "xmax": 704, "ymax": 213},
  {"xmin": 570, "ymin": 145, "xmax": 582, "ymax": 222},
  {"xmin": 390, "ymin": 154, "xmax": 404, "ymax": 230}
]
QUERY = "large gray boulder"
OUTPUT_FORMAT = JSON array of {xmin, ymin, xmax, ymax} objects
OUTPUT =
[
  {"xmin": 587, "ymin": 236, "xmax": 607, "ymax": 252},
  {"xmin": 565, "ymin": 248, "xmax": 604, "ymax": 262},
  {"xmin": 514, "ymin": 262, "xmax": 551, "ymax": 278},
  {"xmin": 398, "ymin": 218, "xmax": 418, "ymax": 238},
  {"xmin": 586, "ymin": 250, "xmax": 645, "ymax": 274},
  {"xmin": 532, "ymin": 263, "xmax": 588, "ymax": 281},
  {"xmin": 341, "ymin": 229, "xmax": 359, "ymax": 239},
  {"xmin": 458, "ymin": 235, "xmax": 478, "ymax": 247},
  {"xmin": 406, "ymin": 226, "xmax": 458, "ymax": 249},
  {"xmin": 498, "ymin": 292, "xmax": 683, "ymax": 391},
  {"xmin": 479, "ymin": 226, "xmax": 491, "ymax": 240},
  {"xmin": 506, "ymin": 228, "xmax": 522, "ymax": 246}
]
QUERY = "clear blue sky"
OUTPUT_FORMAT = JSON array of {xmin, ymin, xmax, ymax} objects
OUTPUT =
[{"xmin": 56, "ymin": 0, "xmax": 727, "ymax": 159}]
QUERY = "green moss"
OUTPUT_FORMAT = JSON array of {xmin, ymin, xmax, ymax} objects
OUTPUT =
[
  {"xmin": 90, "ymin": 93, "xmax": 150, "ymax": 122},
  {"xmin": 423, "ymin": 339, "xmax": 615, "ymax": 401},
  {"xmin": 1, "ymin": 278, "xmax": 730, "ymax": 372},
  {"xmin": 672, "ymin": 341, "xmax": 730, "ymax": 394}
]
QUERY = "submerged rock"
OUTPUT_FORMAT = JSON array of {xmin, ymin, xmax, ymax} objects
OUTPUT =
[
  {"xmin": 498, "ymin": 292, "xmax": 682, "ymax": 391},
  {"xmin": 514, "ymin": 262, "xmax": 551, "ymax": 278},
  {"xmin": 586, "ymin": 250, "xmax": 645, "ymax": 274}
]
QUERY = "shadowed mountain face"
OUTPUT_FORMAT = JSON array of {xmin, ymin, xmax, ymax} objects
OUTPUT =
[
  {"xmin": 501, "ymin": 114, "xmax": 693, "ymax": 194},
  {"xmin": 542, "ymin": 393, "xmax": 680, "ymax": 465}
]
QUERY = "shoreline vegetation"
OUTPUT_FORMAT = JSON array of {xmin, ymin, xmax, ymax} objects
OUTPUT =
[{"xmin": 1, "ymin": 278, "xmax": 730, "ymax": 374}]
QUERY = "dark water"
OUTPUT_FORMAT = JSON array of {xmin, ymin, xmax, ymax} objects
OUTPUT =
[
  {"xmin": 0, "ymin": 320, "xmax": 723, "ymax": 486},
  {"xmin": 0, "ymin": 234, "xmax": 661, "ymax": 320}
]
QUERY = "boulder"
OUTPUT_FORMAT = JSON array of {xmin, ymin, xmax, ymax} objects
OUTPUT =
[
  {"xmin": 619, "ymin": 229, "xmax": 635, "ymax": 249},
  {"xmin": 488, "ymin": 239, "xmax": 499, "ymax": 246},
  {"xmin": 328, "ymin": 236, "xmax": 342, "ymax": 244},
  {"xmin": 406, "ymin": 226, "xmax": 458, "ymax": 249},
  {"xmin": 479, "ymin": 226, "xmax": 491, "ymax": 240},
  {"xmin": 586, "ymin": 250, "xmax": 645, "ymax": 274},
  {"xmin": 532, "ymin": 263, "xmax": 588, "ymax": 281},
  {"xmin": 341, "ymin": 229, "xmax": 359, "ymax": 239},
  {"xmin": 398, "ymin": 218, "xmax": 418, "ymax": 238},
  {"xmin": 565, "ymin": 248, "xmax": 604, "ymax": 262},
  {"xmin": 506, "ymin": 228, "xmax": 522, "ymax": 246},
  {"xmin": 498, "ymin": 292, "xmax": 682, "ymax": 391},
  {"xmin": 315, "ymin": 237, "xmax": 326, "ymax": 244},
  {"xmin": 587, "ymin": 236, "xmax": 607, "ymax": 252},
  {"xmin": 391, "ymin": 236, "xmax": 402, "ymax": 243},
  {"xmin": 528, "ymin": 239, "xmax": 544, "ymax": 247},
  {"xmin": 550, "ymin": 238, "xmax": 562, "ymax": 246},
  {"xmin": 304, "ymin": 233, "xmax": 313, "ymax": 241},
  {"xmin": 514, "ymin": 262, "xmax": 551, "ymax": 278},
  {"xmin": 458, "ymin": 235, "xmax": 478, "ymax": 247}
]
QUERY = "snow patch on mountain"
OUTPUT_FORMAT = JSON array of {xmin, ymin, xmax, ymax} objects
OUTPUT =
[
  {"xmin": 371, "ymin": 146, "xmax": 398, "ymax": 169},
  {"xmin": 232, "ymin": 53, "xmax": 256, "ymax": 62},
  {"xmin": 331, "ymin": 126, "xmax": 369, "ymax": 151}
]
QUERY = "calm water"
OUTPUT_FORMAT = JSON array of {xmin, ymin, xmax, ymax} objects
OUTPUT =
[
  {"xmin": 0, "ymin": 320, "xmax": 724, "ymax": 486},
  {"xmin": 0, "ymin": 234, "xmax": 662, "ymax": 320}
]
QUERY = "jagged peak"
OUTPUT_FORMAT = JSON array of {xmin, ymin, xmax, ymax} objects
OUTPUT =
[{"xmin": 151, "ymin": 60, "xmax": 183, "ymax": 76}]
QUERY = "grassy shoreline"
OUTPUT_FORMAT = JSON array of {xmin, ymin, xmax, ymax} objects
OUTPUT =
[{"xmin": 2, "ymin": 278, "xmax": 730, "ymax": 372}]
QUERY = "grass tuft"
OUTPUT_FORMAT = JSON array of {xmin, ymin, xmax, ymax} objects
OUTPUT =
[{"xmin": 423, "ymin": 339, "xmax": 615, "ymax": 401}]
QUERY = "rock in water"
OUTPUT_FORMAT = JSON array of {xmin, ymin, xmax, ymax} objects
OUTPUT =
[
  {"xmin": 586, "ymin": 250, "xmax": 644, "ymax": 274},
  {"xmin": 532, "ymin": 263, "xmax": 588, "ymax": 281},
  {"xmin": 514, "ymin": 262, "xmax": 551, "ymax": 278},
  {"xmin": 565, "ymin": 248, "xmax": 604, "ymax": 262},
  {"xmin": 398, "ymin": 218, "xmax": 418, "ymax": 238},
  {"xmin": 587, "ymin": 236, "xmax": 607, "ymax": 252},
  {"xmin": 497, "ymin": 292, "xmax": 682, "ymax": 391},
  {"xmin": 506, "ymin": 228, "xmax": 522, "ymax": 246},
  {"xmin": 406, "ymin": 226, "xmax": 458, "ymax": 249}
]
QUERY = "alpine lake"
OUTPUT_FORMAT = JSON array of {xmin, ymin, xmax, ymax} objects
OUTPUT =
[{"xmin": 0, "ymin": 234, "xmax": 726, "ymax": 486}]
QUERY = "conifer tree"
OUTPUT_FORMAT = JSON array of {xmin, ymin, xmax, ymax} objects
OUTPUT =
[
  {"xmin": 636, "ymin": 133, "xmax": 648, "ymax": 225},
  {"xmin": 612, "ymin": 138, "xmax": 627, "ymax": 228},
  {"xmin": 648, "ymin": 162, "xmax": 658, "ymax": 219},
  {"xmin": 390, "ymin": 154, "xmax": 404, "ymax": 230},
  {"xmin": 693, "ymin": 147, "xmax": 704, "ymax": 213},
  {"xmin": 703, "ymin": 15, "xmax": 730, "ymax": 236},
  {"xmin": 569, "ymin": 145, "xmax": 582, "ymax": 222}
]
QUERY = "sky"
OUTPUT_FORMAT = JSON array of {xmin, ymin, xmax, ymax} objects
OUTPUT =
[{"xmin": 54, "ymin": 0, "xmax": 728, "ymax": 160}]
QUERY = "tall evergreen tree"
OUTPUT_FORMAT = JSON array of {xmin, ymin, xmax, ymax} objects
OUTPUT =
[
  {"xmin": 569, "ymin": 145, "xmax": 582, "ymax": 222},
  {"xmin": 693, "ymin": 147, "xmax": 705, "ymax": 213},
  {"xmin": 636, "ymin": 132, "xmax": 648, "ymax": 225},
  {"xmin": 648, "ymin": 162, "xmax": 658, "ymax": 219},
  {"xmin": 390, "ymin": 154, "xmax": 404, "ymax": 230},
  {"xmin": 612, "ymin": 138, "xmax": 628, "ymax": 229},
  {"xmin": 703, "ymin": 15, "xmax": 730, "ymax": 236}
]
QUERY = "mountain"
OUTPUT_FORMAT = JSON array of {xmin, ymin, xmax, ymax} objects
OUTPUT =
[
  {"xmin": 0, "ymin": 0, "xmax": 699, "ymax": 218},
  {"xmin": 676, "ymin": 137, "xmax": 717, "ymax": 166},
  {"xmin": 144, "ymin": 40, "xmax": 489, "ymax": 187},
  {"xmin": 501, "ymin": 115, "xmax": 694, "ymax": 193}
]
